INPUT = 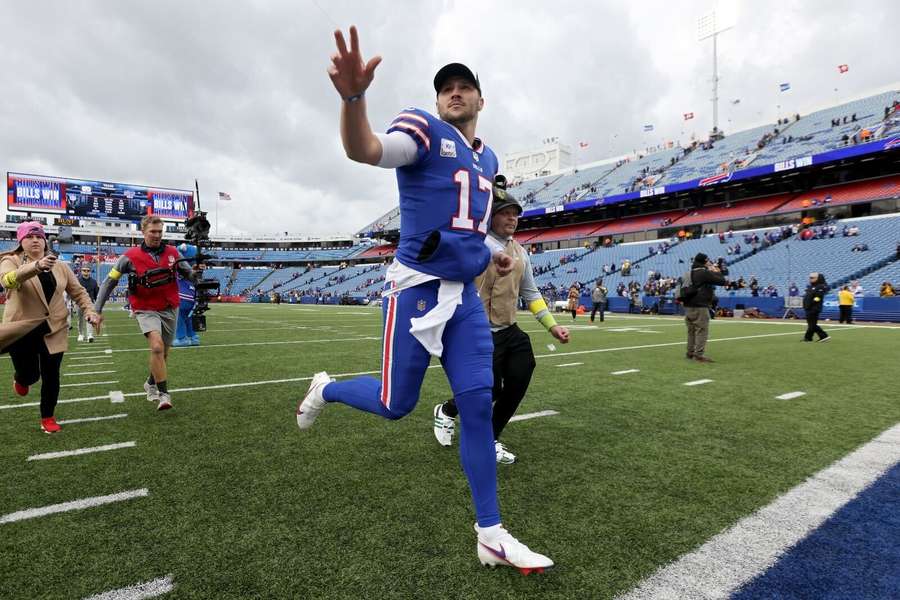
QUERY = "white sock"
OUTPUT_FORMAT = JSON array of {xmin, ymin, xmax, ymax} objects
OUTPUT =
[{"xmin": 477, "ymin": 524, "xmax": 503, "ymax": 540}]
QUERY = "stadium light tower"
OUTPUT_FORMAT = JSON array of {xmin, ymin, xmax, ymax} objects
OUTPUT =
[{"xmin": 698, "ymin": 4, "xmax": 736, "ymax": 135}]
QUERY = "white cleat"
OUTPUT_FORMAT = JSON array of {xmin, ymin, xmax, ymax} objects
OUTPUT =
[
  {"xmin": 77, "ymin": 334, "xmax": 84, "ymax": 342},
  {"xmin": 433, "ymin": 403, "xmax": 455, "ymax": 447},
  {"xmin": 296, "ymin": 371, "xmax": 333, "ymax": 430},
  {"xmin": 157, "ymin": 393, "xmax": 173, "ymax": 411},
  {"xmin": 495, "ymin": 441, "xmax": 516, "ymax": 465},
  {"xmin": 144, "ymin": 381, "xmax": 160, "ymax": 403},
  {"xmin": 475, "ymin": 524, "xmax": 554, "ymax": 575}
]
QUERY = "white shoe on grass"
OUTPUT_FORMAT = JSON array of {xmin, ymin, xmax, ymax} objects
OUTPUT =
[
  {"xmin": 144, "ymin": 381, "xmax": 160, "ymax": 403},
  {"xmin": 433, "ymin": 403, "xmax": 455, "ymax": 447},
  {"xmin": 475, "ymin": 524, "xmax": 553, "ymax": 575},
  {"xmin": 157, "ymin": 393, "xmax": 173, "ymax": 411},
  {"xmin": 495, "ymin": 441, "xmax": 516, "ymax": 465},
  {"xmin": 296, "ymin": 372, "xmax": 333, "ymax": 430},
  {"xmin": 77, "ymin": 334, "xmax": 84, "ymax": 342}
]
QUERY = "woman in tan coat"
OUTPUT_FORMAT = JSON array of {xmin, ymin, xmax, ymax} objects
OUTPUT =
[
  {"xmin": 0, "ymin": 222, "xmax": 102, "ymax": 433},
  {"xmin": 567, "ymin": 284, "xmax": 580, "ymax": 320}
]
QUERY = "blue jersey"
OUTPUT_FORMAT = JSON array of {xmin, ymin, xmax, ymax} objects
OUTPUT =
[{"xmin": 388, "ymin": 108, "xmax": 498, "ymax": 282}]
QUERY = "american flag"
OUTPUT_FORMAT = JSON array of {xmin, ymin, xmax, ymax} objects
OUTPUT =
[
  {"xmin": 643, "ymin": 124, "xmax": 654, "ymax": 132},
  {"xmin": 838, "ymin": 64, "xmax": 849, "ymax": 74},
  {"xmin": 683, "ymin": 112, "xmax": 694, "ymax": 121},
  {"xmin": 779, "ymin": 82, "xmax": 791, "ymax": 92},
  {"xmin": 218, "ymin": 191, "xmax": 232, "ymax": 202},
  {"xmin": 579, "ymin": 141, "xmax": 589, "ymax": 148}
]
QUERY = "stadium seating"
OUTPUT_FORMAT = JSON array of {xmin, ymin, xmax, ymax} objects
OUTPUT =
[{"xmin": 360, "ymin": 90, "xmax": 899, "ymax": 228}]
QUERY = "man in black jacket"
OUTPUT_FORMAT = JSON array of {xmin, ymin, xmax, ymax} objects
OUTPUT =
[
  {"xmin": 76, "ymin": 263, "xmax": 100, "ymax": 342},
  {"xmin": 682, "ymin": 253, "xmax": 728, "ymax": 362},
  {"xmin": 802, "ymin": 272, "xmax": 831, "ymax": 342}
]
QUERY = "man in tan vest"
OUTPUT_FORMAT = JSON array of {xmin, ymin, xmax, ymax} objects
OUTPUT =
[{"xmin": 433, "ymin": 182, "xmax": 570, "ymax": 464}]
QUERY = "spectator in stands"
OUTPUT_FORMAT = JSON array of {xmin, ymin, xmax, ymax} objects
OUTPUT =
[
  {"xmin": 616, "ymin": 282, "xmax": 626, "ymax": 297},
  {"xmin": 750, "ymin": 277, "xmax": 760, "ymax": 297},
  {"xmin": 880, "ymin": 282, "xmax": 895, "ymax": 297},
  {"xmin": 590, "ymin": 279, "xmax": 608, "ymax": 323},
  {"xmin": 0, "ymin": 222, "xmax": 103, "ymax": 434},
  {"xmin": 788, "ymin": 282, "xmax": 800, "ymax": 297},
  {"xmin": 838, "ymin": 286, "xmax": 855, "ymax": 324},
  {"xmin": 621, "ymin": 259, "xmax": 631, "ymax": 276},
  {"xmin": 567, "ymin": 284, "xmax": 580, "ymax": 320},
  {"xmin": 851, "ymin": 243, "xmax": 869, "ymax": 252},
  {"xmin": 850, "ymin": 280, "xmax": 864, "ymax": 298},
  {"xmin": 627, "ymin": 287, "xmax": 641, "ymax": 313},
  {"xmin": 681, "ymin": 253, "xmax": 728, "ymax": 362}
]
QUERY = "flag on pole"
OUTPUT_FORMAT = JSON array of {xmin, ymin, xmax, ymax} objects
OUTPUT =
[
  {"xmin": 218, "ymin": 192, "xmax": 232, "ymax": 202},
  {"xmin": 779, "ymin": 82, "xmax": 791, "ymax": 92},
  {"xmin": 838, "ymin": 64, "xmax": 849, "ymax": 74},
  {"xmin": 683, "ymin": 112, "xmax": 694, "ymax": 121},
  {"xmin": 643, "ymin": 124, "xmax": 654, "ymax": 132},
  {"xmin": 579, "ymin": 141, "xmax": 589, "ymax": 148},
  {"xmin": 731, "ymin": 98, "xmax": 741, "ymax": 105}
]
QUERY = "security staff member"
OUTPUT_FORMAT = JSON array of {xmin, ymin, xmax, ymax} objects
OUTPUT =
[
  {"xmin": 94, "ymin": 215, "xmax": 203, "ymax": 411},
  {"xmin": 432, "ymin": 183, "xmax": 570, "ymax": 464}
]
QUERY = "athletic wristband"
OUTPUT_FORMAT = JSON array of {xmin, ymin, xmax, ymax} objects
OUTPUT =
[
  {"xmin": 344, "ymin": 92, "xmax": 365, "ymax": 103},
  {"xmin": 538, "ymin": 312, "xmax": 558, "ymax": 331}
]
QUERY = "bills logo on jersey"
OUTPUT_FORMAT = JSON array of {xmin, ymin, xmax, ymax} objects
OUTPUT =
[
  {"xmin": 440, "ymin": 138, "xmax": 457, "ymax": 158},
  {"xmin": 416, "ymin": 299, "xmax": 427, "ymax": 312},
  {"xmin": 472, "ymin": 152, "xmax": 479, "ymax": 163}
]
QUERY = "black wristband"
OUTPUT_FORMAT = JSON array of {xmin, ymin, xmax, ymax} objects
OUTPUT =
[{"xmin": 344, "ymin": 92, "xmax": 364, "ymax": 103}]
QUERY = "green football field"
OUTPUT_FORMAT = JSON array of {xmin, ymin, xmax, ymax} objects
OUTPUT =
[{"xmin": 1, "ymin": 303, "xmax": 898, "ymax": 599}]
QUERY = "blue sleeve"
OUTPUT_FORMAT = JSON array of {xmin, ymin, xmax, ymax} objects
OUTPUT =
[{"xmin": 386, "ymin": 108, "xmax": 432, "ymax": 165}]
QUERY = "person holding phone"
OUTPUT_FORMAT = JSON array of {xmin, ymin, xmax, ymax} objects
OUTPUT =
[{"xmin": 0, "ymin": 222, "xmax": 103, "ymax": 433}]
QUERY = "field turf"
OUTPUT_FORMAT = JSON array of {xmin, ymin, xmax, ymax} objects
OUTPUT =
[{"xmin": 1, "ymin": 303, "xmax": 897, "ymax": 599}]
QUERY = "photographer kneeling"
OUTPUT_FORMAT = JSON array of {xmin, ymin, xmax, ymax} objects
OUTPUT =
[
  {"xmin": 94, "ymin": 216, "xmax": 204, "ymax": 411},
  {"xmin": 680, "ymin": 253, "xmax": 728, "ymax": 363}
]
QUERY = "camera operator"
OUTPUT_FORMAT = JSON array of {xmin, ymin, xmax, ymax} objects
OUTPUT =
[
  {"xmin": 94, "ymin": 215, "xmax": 204, "ymax": 411},
  {"xmin": 681, "ymin": 253, "xmax": 728, "ymax": 363}
]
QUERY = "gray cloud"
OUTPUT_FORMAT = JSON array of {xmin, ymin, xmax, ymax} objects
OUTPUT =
[{"xmin": 1, "ymin": 0, "xmax": 896, "ymax": 236}]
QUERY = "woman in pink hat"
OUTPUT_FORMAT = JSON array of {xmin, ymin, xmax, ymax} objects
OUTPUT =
[{"xmin": 0, "ymin": 222, "xmax": 103, "ymax": 433}]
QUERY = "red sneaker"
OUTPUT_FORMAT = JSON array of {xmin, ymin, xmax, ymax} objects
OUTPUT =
[
  {"xmin": 13, "ymin": 380, "xmax": 29, "ymax": 396},
  {"xmin": 41, "ymin": 417, "xmax": 61, "ymax": 434}
]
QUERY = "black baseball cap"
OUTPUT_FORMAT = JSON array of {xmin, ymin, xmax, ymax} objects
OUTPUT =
[
  {"xmin": 434, "ymin": 63, "xmax": 481, "ymax": 94},
  {"xmin": 492, "ymin": 186, "xmax": 522, "ymax": 216}
]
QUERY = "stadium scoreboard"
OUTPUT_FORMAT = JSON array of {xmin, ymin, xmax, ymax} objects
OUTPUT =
[{"xmin": 6, "ymin": 172, "xmax": 194, "ymax": 222}]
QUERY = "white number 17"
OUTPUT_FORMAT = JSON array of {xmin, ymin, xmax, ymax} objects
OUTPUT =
[{"xmin": 451, "ymin": 169, "xmax": 493, "ymax": 234}]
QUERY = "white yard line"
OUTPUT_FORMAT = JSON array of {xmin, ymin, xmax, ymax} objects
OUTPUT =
[
  {"xmin": 0, "ymin": 488, "xmax": 149, "ymax": 525},
  {"xmin": 64, "ymin": 371, "xmax": 117, "ymax": 377},
  {"xmin": 776, "ymin": 391, "xmax": 807, "ymax": 400},
  {"xmin": 69, "ymin": 355, "xmax": 114, "ymax": 361},
  {"xmin": 57, "ymin": 414, "xmax": 128, "ymax": 425},
  {"xmin": 616, "ymin": 423, "xmax": 900, "ymax": 600},
  {"xmin": 532, "ymin": 329, "xmax": 865, "ymax": 360},
  {"xmin": 60, "ymin": 380, "xmax": 119, "ymax": 388},
  {"xmin": 27, "ymin": 442, "xmax": 136, "ymax": 461},
  {"xmin": 0, "ymin": 328, "xmax": 867, "ymax": 412},
  {"xmin": 684, "ymin": 379, "xmax": 714, "ymax": 386},
  {"xmin": 81, "ymin": 574, "xmax": 176, "ymax": 599},
  {"xmin": 611, "ymin": 369, "xmax": 641, "ymax": 375},
  {"xmin": 110, "ymin": 336, "xmax": 379, "ymax": 353},
  {"xmin": 508, "ymin": 410, "xmax": 560, "ymax": 422},
  {"xmin": 555, "ymin": 362, "xmax": 584, "ymax": 368}
]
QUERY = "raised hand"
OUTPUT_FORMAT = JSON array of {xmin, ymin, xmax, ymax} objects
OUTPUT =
[{"xmin": 327, "ymin": 26, "xmax": 382, "ymax": 100}]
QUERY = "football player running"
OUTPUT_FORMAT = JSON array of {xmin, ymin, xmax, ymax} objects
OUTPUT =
[{"xmin": 295, "ymin": 26, "xmax": 553, "ymax": 574}]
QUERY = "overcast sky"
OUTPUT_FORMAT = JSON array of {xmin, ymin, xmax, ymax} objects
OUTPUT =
[{"xmin": 1, "ymin": 0, "xmax": 897, "ymax": 238}]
